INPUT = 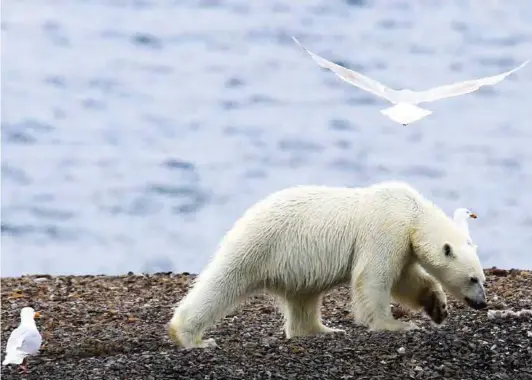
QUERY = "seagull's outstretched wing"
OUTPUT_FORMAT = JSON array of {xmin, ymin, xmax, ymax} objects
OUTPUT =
[
  {"xmin": 411, "ymin": 60, "xmax": 529, "ymax": 104},
  {"xmin": 292, "ymin": 36, "xmax": 398, "ymax": 103}
]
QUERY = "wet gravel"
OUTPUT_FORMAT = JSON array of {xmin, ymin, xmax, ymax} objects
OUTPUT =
[{"xmin": 1, "ymin": 268, "xmax": 531, "ymax": 379}]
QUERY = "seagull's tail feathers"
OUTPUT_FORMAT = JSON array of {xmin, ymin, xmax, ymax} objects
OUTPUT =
[
  {"xmin": 2, "ymin": 353, "xmax": 25, "ymax": 365},
  {"xmin": 380, "ymin": 103, "xmax": 433, "ymax": 125}
]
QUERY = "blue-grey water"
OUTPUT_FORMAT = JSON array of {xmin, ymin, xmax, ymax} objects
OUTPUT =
[{"xmin": 2, "ymin": 0, "xmax": 531, "ymax": 277}]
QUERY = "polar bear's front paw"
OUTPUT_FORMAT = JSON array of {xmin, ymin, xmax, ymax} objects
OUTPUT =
[
  {"xmin": 370, "ymin": 320, "xmax": 419, "ymax": 332},
  {"xmin": 421, "ymin": 290, "xmax": 449, "ymax": 325}
]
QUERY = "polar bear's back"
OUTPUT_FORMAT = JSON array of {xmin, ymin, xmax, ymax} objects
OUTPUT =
[
  {"xmin": 233, "ymin": 182, "xmax": 422, "ymax": 235},
  {"xmin": 226, "ymin": 185, "xmax": 367, "ymax": 245},
  {"xmin": 208, "ymin": 182, "xmax": 424, "ymax": 293}
]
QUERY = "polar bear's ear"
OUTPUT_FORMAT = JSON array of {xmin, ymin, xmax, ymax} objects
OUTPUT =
[{"xmin": 443, "ymin": 243, "xmax": 454, "ymax": 258}]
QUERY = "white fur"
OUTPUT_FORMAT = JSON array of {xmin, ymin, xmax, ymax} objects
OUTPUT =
[{"xmin": 168, "ymin": 181, "xmax": 486, "ymax": 349}]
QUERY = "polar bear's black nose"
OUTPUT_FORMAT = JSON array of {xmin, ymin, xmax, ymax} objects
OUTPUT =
[{"xmin": 464, "ymin": 297, "xmax": 487, "ymax": 310}]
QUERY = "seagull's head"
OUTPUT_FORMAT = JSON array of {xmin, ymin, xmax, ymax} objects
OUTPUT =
[
  {"xmin": 20, "ymin": 307, "xmax": 41, "ymax": 320},
  {"xmin": 454, "ymin": 208, "xmax": 477, "ymax": 220}
]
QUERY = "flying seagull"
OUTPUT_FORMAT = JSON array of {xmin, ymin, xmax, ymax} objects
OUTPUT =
[{"xmin": 292, "ymin": 36, "xmax": 529, "ymax": 126}]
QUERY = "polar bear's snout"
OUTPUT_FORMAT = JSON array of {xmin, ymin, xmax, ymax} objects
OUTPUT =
[
  {"xmin": 464, "ymin": 296, "xmax": 487, "ymax": 310},
  {"xmin": 464, "ymin": 281, "xmax": 487, "ymax": 310}
]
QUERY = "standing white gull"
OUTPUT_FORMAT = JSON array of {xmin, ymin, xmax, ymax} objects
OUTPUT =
[
  {"xmin": 2, "ymin": 307, "xmax": 42, "ymax": 374},
  {"xmin": 292, "ymin": 36, "xmax": 529, "ymax": 126},
  {"xmin": 453, "ymin": 208, "xmax": 477, "ymax": 237}
]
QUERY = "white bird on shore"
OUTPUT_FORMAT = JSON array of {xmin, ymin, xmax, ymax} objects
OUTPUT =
[
  {"xmin": 453, "ymin": 208, "xmax": 477, "ymax": 237},
  {"xmin": 292, "ymin": 36, "xmax": 529, "ymax": 126},
  {"xmin": 2, "ymin": 307, "xmax": 42, "ymax": 374}
]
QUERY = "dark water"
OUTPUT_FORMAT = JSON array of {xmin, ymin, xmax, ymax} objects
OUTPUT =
[{"xmin": 2, "ymin": 0, "xmax": 532, "ymax": 277}]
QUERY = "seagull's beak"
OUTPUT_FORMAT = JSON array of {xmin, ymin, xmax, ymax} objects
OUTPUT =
[
  {"xmin": 34, "ymin": 311, "xmax": 41, "ymax": 319},
  {"xmin": 470, "ymin": 213, "xmax": 478, "ymax": 219}
]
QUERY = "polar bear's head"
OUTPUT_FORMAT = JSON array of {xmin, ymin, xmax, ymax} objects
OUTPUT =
[
  {"xmin": 415, "ymin": 225, "xmax": 487, "ymax": 310},
  {"xmin": 436, "ymin": 241, "xmax": 487, "ymax": 310}
]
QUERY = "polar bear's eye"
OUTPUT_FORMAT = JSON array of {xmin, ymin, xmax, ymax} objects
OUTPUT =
[{"xmin": 443, "ymin": 243, "xmax": 453, "ymax": 257}]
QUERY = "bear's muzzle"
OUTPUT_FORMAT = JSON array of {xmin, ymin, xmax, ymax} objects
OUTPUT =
[{"xmin": 464, "ymin": 296, "xmax": 487, "ymax": 310}]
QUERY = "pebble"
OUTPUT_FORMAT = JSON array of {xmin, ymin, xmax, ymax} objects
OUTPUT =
[{"xmin": 397, "ymin": 347, "xmax": 405, "ymax": 354}]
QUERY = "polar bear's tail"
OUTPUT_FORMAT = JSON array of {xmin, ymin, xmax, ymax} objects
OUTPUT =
[
  {"xmin": 168, "ymin": 258, "xmax": 255, "ymax": 348},
  {"xmin": 379, "ymin": 103, "xmax": 433, "ymax": 125}
]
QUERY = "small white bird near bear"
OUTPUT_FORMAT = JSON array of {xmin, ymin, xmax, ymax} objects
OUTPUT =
[
  {"xmin": 292, "ymin": 36, "xmax": 529, "ymax": 126},
  {"xmin": 453, "ymin": 208, "xmax": 478, "ymax": 237},
  {"xmin": 168, "ymin": 181, "xmax": 487, "ymax": 349},
  {"xmin": 2, "ymin": 307, "xmax": 43, "ymax": 374}
]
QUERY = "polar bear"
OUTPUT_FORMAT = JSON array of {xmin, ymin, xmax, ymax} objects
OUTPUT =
[{"xmin": 168, "ymin": 181, "xmax": 487, "ymax": 349}]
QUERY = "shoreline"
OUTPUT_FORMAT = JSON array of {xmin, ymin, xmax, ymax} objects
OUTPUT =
[{"xmin": 1, "ymin": 267, "xmax": 531, "ymax": 379}]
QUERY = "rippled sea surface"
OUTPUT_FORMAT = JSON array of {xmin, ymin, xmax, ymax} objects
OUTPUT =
[{"xmin": 2, "ymin": 0, "xmax": 532, "ymax": 277}]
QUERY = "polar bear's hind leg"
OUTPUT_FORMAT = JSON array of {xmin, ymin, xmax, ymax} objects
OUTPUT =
[{"xmin": 168, "ymin": 260, "xmax": 256, "ymax": 349}]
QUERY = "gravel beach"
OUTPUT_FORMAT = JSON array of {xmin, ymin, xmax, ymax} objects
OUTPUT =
[{"xmin": 1, "ymin": 268, "xmax": 531, "ymax": 380}]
